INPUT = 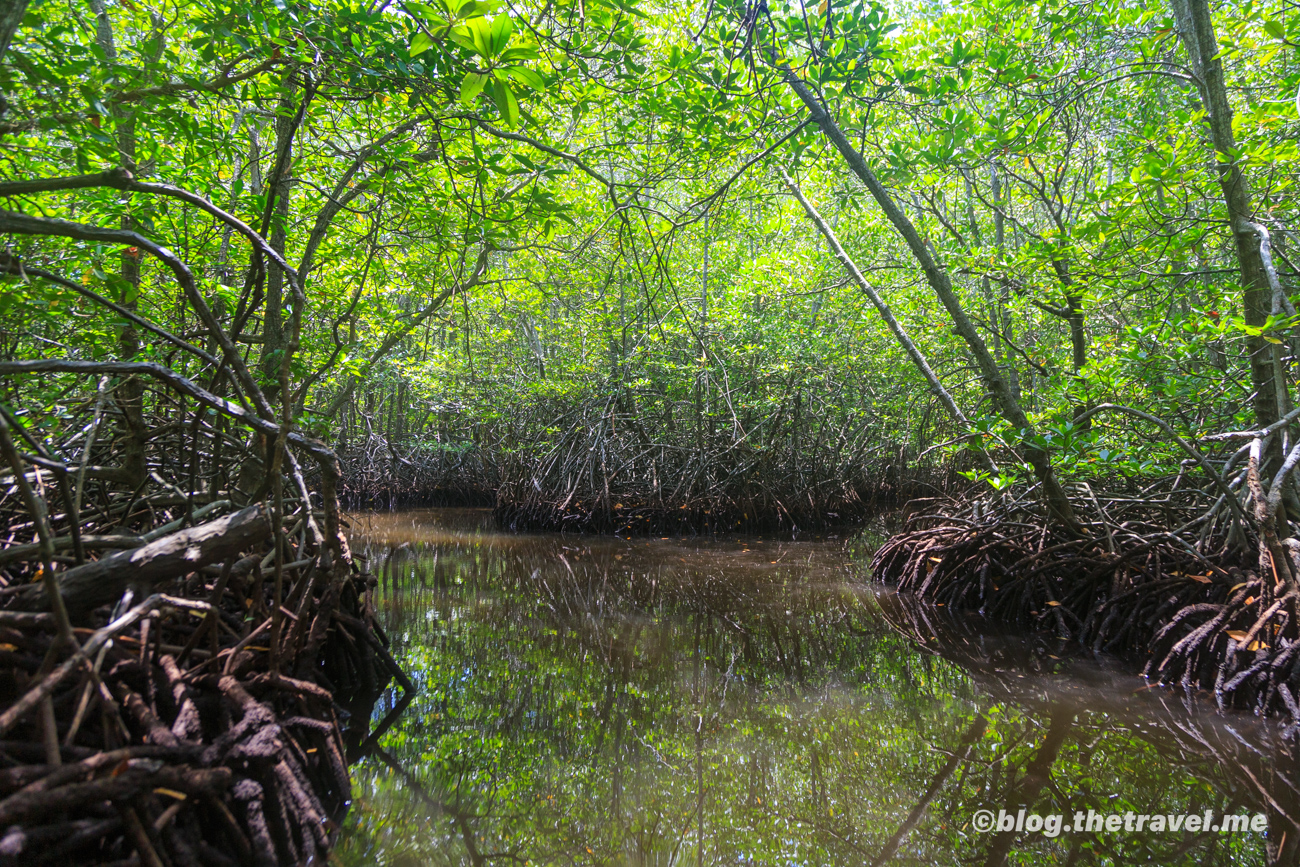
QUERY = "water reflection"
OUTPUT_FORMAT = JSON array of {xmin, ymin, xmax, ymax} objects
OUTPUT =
[{"xmin": 337, "ymin": 509, "xmax": 1291, "ymax": 866}]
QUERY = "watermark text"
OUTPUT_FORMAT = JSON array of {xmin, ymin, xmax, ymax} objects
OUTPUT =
[{"xmin": 970, "ymin": 808, "xmax": 1267, "ymax": 838}]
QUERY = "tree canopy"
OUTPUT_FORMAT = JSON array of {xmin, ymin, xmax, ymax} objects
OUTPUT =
[
  {"xmin": 4, "ymin": 0, "xmax": 1300, "ymax": 862},
  {"xmin": 2, "ymin": 0, "xmax": 1297, "ymax": 526}
]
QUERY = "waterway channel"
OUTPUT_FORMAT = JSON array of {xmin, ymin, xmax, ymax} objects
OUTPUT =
[{"xmin": 335, "ymin": 508, "xmax": 1298, "ymax": 866}]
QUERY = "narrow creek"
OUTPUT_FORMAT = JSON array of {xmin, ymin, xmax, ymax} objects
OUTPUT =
[{"xmin": 335, "ymin": 509, "xmax": 1298, "ymax": 866}]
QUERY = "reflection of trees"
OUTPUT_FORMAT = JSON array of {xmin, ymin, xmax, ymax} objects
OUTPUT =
[
  {"xmin": 334, "ymin": 527, "xmax": 1274, "ymax": 867},
  {"xmin": 981, "ymin": 707, "xmax": 1074, "ymax": 867},
  {"xmin": 883, "ymin": 592, "xmax": 1293, "ymax": 866},
  {"xmin": 869, "ymin": 714, "xmax": 988, "ymax": 867}
]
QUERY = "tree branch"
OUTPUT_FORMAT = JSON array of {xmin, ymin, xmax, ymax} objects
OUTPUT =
[
  {"xmin": 0, "ymin": 209, "xmax": 274, "ymax": 419},
  {"xmin": 1, "ymin": 254, "xmax": 218, "ymax": 365}
]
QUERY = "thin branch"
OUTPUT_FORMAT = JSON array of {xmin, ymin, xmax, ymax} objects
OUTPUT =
[
  {"xmin": 1071, "ymin": 402, "xmax": 1250, "ymax": 526},
  {"xmin": 0, "ymin": 209, "xmax": 274, "ymax": 419},
  {"xmin": 0, "ymin": 359, "xmax": 332, "ymax": 463},
  {"xmin": 1, "ymin": 255, "xmax": 218, "ymax": 365}
]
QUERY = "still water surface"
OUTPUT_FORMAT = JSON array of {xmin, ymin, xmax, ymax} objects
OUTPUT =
[{"xmin": 335, "ymin": 509, "xmax": 1299, "ymax": 866}]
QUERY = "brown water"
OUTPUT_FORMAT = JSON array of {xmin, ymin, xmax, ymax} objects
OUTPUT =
[{"xmin": 335, "ymin": 508, "xmax": 1299, "ymax": 866}]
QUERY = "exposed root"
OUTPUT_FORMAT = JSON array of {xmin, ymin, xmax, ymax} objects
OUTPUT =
[
  {"xmin": 871, "ymin": 485, "xmax": 1300, "ymax": 730},
  {"xmin": 0, "ymin": 532, "xmax": 399, "ymax": 865},
  {"xmin": 337, "ymin": 389, "xmax": 982, "ymax": 531},
  {"xmin": 0, "ymin": 405, "xmax": 404, "ymax": 864},
  {"xmin": 494, "ymin": 474, "xmax": 967, "ymax": 536}
]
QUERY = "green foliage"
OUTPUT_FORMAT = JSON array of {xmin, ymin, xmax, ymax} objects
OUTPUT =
[{"xmin": 2, "ymin": 0, "xmax": 1298, "ymax": 508}]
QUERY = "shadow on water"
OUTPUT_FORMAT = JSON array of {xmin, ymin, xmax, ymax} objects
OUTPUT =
[{"xmin": 337, "ymin": 508, "xmax": 1297, "ymax": 866}]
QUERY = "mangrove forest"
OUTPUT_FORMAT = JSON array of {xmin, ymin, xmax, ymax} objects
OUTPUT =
[{"xmin": 1, "ymin": 0, "xmax": 1299, "ymax": 863}]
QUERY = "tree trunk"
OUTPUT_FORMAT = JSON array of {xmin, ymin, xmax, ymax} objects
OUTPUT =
[
  {"xmin": 87, "ymin": 0, "xmax": 147, "ymax": 490},
  {"xmin": 781, "ymin": 168, "xmax": 995, "ymax": 473},
  {"xmin": 990, "ymin": 161, "xmax": 1023, "ymax": 402},
  {"xmin": 260, "ymin": 98, "xmax": 296, "ymax": 403},
  {"xmin": 781, "ymin": 70, "xmax": 1078, "ymax": 530},
  {"xmin": 1171, "ymin": 0, "xmax": 1279, "ymax": 445},
  {"xmin": 1048, "ymin": 260, "xmax": 1091, "ymax": 428},
  {"xmin": 0, "ymin": 0, "xmax": 30, "ymax": 66}
]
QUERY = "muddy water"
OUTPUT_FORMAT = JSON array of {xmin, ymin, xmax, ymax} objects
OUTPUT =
[{"xmin": 335, "ymin": 509, "xmax": 1299, "ymax": 866}]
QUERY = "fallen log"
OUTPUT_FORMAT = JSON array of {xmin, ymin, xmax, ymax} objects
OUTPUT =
[
  {"xmin": 10, "ymin": 504, "xmax": 271, "ymax": 618},
  {"xmin": 0, "ymin": 535, "xmax": 145, "ymax": 567}
]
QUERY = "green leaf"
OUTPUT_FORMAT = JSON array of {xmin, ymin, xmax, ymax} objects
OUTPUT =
[
  {"xmin": 489, "ymin": 14, "xmax": 514, "ymax": 57},
  {"xmin": 505, "ymin": 66, "xmax": 545, "ymax": 91},
  {"xmin": 466, "ymin": 17, "xmax": 494, "ymax": 56},
  {"xmin": 455, "ymin": 0, "xmax": 491, "ymax": 17},
  {"xmin": 491, "ymin": 78, "xmax": 519, "ymax": 128},
  {"xmin": 498, "ymin": 45, "xmax": 538, "ymax": 62},
  {"xmin": 410, "ymin": 31, "xmax": 435, "ymax": 56},
  {"xmin": 448, "ymin": 27, "xmax": 477, "ymax": 52},
  {"xmin": 460, "ymin": 71, "xmax": 489, "ymax": 106},
  {"xmin": 1264, "ymin": 19, "xmax": 1286, "ymax": 39}
]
